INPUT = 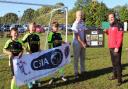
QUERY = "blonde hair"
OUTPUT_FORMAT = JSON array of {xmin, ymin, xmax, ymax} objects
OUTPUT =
[
  {"xmin": 29, "ymin": 22, "xmax": 36, "ymax": 26},
  {"xmin": 76, "ymin": 10, "xmax": 85, "ymax": 21},
  {"xmin": 76, "ymin": 10, "xmax": 84, "ymax": 17},
  {"xmin": 28, "ymin": 22, "xmax": 36, "ymax": 30}
]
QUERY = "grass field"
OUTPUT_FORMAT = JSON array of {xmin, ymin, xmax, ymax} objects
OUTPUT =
[{"xmin": 0, "ymin": 32, "xmax": 128, "ymax": 89}]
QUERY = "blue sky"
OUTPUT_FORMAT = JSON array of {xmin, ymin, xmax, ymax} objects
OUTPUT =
[
  {"xmin": 98, "ymin": 0, "xmax": 128, "ymax": 8},
  {"xmin": 0, "ymin": 0, "xmax": 128, "ymax": 17},
  {"xmin": 0, "ymin": 0, "xmax": 76, "ymax": 16}
]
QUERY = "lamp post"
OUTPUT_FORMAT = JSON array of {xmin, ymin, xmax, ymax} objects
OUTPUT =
[
  {"xmin": 18, "ymin": 10, "xmax": 21, "ymax": 24},
  {"xmin": 44, "ymin": 7, "xmax": 68, "ymax": 49}
]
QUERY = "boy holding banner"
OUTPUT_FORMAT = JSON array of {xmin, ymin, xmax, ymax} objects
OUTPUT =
[
  {"xmin": 48, "ymin": 21, "xmax": 67, "ymax": 85},
  {"xmin": 3, "ymin": 28, "xmax": 23, "ymax": 89},
  {"xmin": 22, "ymin": 22, "xmax": 41, "ymax": 89}
]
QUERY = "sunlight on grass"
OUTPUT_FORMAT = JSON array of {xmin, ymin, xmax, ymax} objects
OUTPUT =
[{"xmin": 0, "ymin": 32, "xmax": 128, "ymax": 89}]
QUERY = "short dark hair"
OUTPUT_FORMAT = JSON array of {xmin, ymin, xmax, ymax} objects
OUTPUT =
[
  {"xmin": 107, "ymin": 12, "xmax": 116, "ymax": 18},
  {"xmin": 51, "ymin": 21, "xmax": 59, "ymax": 27},
  {"xmin": 10, "ymin": 27, "xmax": 18, "ymax": 32}
]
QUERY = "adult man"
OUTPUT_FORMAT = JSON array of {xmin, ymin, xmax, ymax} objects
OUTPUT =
[{"xmin": 105, "ymin": 13, "xmax": 124, "ymax": 86}]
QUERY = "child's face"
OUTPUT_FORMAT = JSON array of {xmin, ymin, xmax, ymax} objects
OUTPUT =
[
  {"xmin": 29, "ymin": 24, "xmax": 36, "ymax": 33},
  {"xmin": 52, "ymin": 26, "xmax": 58, "ymax": 32},
  {"xmin": 11, "ymin": 30, "xmax": 18, "ymax": 39}
]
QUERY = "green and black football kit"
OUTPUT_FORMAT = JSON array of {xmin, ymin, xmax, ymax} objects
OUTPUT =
[
  {"xmin": 48, "ymin": 31, "xmax": 65, "ymax": 76},
  {"xmin": 4, "ymin": 39, "xmax": 23, "ymax": 76},
  {"xmin": 22, "ymin": 32, "xmax": 40, "ymax": 89},
  {"xmin": 22, "ymin": 32, "xmax": 40, "ymax": 53},
  {"xmin": 48, "ymin": 31, "xmax": 62, "ymax": 48}
]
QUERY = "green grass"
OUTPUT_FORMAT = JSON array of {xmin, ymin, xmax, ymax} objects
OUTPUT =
[{"xmin": 0, "ymin": 32, "xmax": 128, "ymax": 89}]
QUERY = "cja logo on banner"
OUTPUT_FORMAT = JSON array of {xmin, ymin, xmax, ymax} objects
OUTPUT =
[{"xmin": 13, "ymin": 43, "xmax": 70, "ymax": 86}]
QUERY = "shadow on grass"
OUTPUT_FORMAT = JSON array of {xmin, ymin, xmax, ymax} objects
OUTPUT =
[
  {"xmin": 122, "ymin": 73, "xmax": 128, "ymax": 77},
  {"xmin": 37, "ymin": 63, "xmax": 128, "ymax": 89}
]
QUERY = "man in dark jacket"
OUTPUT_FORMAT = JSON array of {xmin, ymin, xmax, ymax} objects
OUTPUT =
[{"xmin": 105, "ymin": 13, "xmax": 124, "ymax": 86}]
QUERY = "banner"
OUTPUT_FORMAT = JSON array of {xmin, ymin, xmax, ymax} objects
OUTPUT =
[
  {"xmin": 124, "ymin": 22, "xmax": 127, "ymax": 31},
  {"xmin": 13, "ymin": 43, "xmax": 70, "ymax": 86}
]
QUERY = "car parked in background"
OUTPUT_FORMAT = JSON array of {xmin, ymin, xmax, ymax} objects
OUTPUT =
[
  {"xmin": 59, "ymin": 24, "xmax": 65, "ymax": 30},
  {"xmin": 23, "ymin": 24, "xmax": 28, "ymax": 31},
  {"xmin": 36, "ymin": 25, "xmax": 45, "ymax": 33},
  {"xmin": 43, "ymin": 25, "xmax": 49, "ymax": 31},
  {"xmin": 1, "ymin": 24, "xmax": 10, "ymax": 32},
  {"xmin": 63, "ymin": 24, "xmax": 72, "ymax": 32},
  {"xmin": 10, "ymin": 24, "xmax": 25, "ymax": 33},
  {"xmin": 67, "ymin": 24, "xmax": 72, "ymax": 32}
]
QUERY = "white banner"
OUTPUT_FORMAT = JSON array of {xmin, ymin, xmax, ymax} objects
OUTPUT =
[
  {"xmin": 13, "ymin": 43, "xmax": 70, "ymax": 86},
  {"xmin": 124, "ymin": 22, "xmax": 127, "ymax": 31}
]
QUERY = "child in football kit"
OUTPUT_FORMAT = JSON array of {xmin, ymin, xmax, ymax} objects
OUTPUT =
[
  {"xmin": 3, "ymin": 28, "xmax": 23, "ymax": 89},
  {"xmin": 22, "ymin": 22, "xmax": 41, "ymax": 89},
  {"xmin": 48, "ymin": 21, "xmax": 67, "ymax": 85}
]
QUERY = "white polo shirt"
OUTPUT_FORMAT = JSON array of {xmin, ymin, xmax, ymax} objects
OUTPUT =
[{"xmin": 71, "ymin": 20, "xmax": 87, "ymax": 43}]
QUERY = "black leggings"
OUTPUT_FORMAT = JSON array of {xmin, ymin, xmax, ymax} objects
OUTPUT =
[{"xmin": 10, "ymin": 58, "xmax": 14, "ymax": 76}]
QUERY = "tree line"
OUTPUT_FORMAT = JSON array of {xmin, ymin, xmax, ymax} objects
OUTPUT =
[{"xmin": 0, "ymin": 0, "xmax": 128, "ymax": 27}]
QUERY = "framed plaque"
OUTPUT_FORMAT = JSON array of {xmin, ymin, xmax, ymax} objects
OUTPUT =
[{"xmin": 85, "ymin": 29, "xmax": 104, "ymax": 47}]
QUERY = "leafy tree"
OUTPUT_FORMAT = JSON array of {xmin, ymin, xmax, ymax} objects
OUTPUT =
[
  {"xmin": 75, "ymin": 0, "xmax": 91, "ymax": 9},
  {"xmin": 68, "ymin": 8, "xmax": 76, "ymax": 24},
  {"xmin": 118, "ymin": 5, "xmax": 128, "ymax": 21},
  {"xmin": 34, "ymin": 6, "xmax": 52, "ymax": 25},
  {"xmin": 74, "ymin": 1, "xmax": 109, "ymax": 26},
  {"xmin": 3, "ymin": 13, "xmax": 18, "ymax": 24},
  {"xmin": 36, "ymin": 7, "xmax": 52, "ymax": 15},
  {"xmin": 21, "ymin": 8, "xmax": 35, "ymax": 23},
  {"xmin": 0, "ymin": 17, "xmax": 3, "ymax": 24},
  {"xmin": 34, "ymin": 3, "xmax": 66, "ymax": 25},
  {"xmin": 113, "ymin": 5, "xmax": 122, "ymax": 12},
  {"xmin": 55, "ymin": 2, "xmax": 65, "ymax": 8}
]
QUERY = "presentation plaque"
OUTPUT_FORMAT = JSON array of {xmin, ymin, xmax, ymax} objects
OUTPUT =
[{"xmin": 85, "ymin": 29, "xmax": 104, "ymax": 47}]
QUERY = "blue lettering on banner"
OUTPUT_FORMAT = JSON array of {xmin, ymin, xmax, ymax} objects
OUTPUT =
[{"xmin": 31, "ymin": 49, "xmax": 63, "ymax": 70}]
